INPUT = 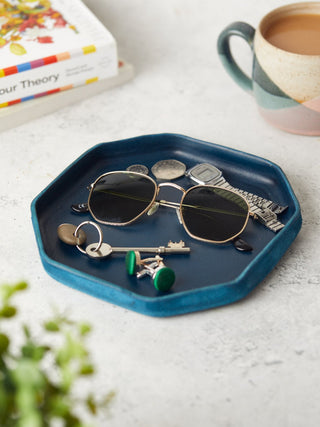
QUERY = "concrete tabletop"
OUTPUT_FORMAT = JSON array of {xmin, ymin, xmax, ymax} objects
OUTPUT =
[{"xmin": 0, "ymin": 1, "xmax": 319, "ymax": 426}]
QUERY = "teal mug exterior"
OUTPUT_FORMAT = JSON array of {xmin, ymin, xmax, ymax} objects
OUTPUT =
[{"xmin": 217, "ymin": 2, "xmax": 320, "ymax": 135}]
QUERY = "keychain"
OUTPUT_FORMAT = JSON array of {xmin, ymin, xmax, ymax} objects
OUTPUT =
[{"xmin": 57, "ymin": 221, "xmax": 191, "ymax": 291}]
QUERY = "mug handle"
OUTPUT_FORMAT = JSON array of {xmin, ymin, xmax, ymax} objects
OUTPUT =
[{"xmin": 217, "ymin": 22, "xmax": 255, "ymax": 93}]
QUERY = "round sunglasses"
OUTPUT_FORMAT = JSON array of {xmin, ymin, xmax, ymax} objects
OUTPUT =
[{"xmin": 72, "ymin": 170, "xmax": 252, "ymax": 249}]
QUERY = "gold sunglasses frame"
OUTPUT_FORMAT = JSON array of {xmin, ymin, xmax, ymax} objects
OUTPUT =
[{"xmin": 87, "ymin": 170, "xmax": 251, "ymax": 245}]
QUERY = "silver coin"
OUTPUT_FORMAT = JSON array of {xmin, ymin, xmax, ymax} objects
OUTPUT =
[
  {"xmin": 151, "ymin": 159, "xmax": 186, "ymax": 180},
  {"xmin": 126, "ymin": 164, "xmax": 149, "ymax": 175}
]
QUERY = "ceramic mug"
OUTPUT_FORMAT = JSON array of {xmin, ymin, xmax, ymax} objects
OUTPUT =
[{"xmin": 217, "ymin": 2, "xmax": 320, "ymax": 135}]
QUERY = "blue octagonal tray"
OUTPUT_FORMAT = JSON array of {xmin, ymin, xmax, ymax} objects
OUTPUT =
[{"xmin": 31, "ymin": 134, "xmax": 302, "ymax": 316}]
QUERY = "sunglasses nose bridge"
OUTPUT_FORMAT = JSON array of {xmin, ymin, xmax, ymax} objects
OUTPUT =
[{"xmin": 157, "ymin": 182, "xmax": 185, "ymax": 225}]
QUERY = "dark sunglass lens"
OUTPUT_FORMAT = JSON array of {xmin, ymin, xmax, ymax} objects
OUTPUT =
[
  {"xmin": 181, "ymin": 187, "xmax": 248, "ymax": 242},
  {"xmin": 89, "ymin": 172, "xmax": 156, "ymax": 224}
]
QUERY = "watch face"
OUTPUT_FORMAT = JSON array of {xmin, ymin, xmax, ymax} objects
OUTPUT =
[{"xmin": 191, "ymin": 164, "xmax": 221, "ymax": 183}]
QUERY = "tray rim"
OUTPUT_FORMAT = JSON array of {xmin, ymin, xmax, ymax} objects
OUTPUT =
[{"xmin": 31, "ymin": 133, "xmax": 302, "ymax": 316}]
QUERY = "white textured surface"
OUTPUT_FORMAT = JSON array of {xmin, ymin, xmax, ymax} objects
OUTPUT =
[{"xmin": 0, "ymin": 1, "xmax": 319, "ymax": 426}]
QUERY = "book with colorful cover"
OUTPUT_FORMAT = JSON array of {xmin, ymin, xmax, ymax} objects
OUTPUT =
[
  {"xmin": 0, "ymin": 59, "xmax": 134, "ymax": 132},
  {"xmin": 0, "ymin": 0, "xmax": 118, "ymax": 107}
]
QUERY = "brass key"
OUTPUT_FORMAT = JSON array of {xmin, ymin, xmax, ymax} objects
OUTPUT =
[
  {"xmin": 85, "ymin": 240, "xmax": 190, "ymax": 259},
  {"xmin": 57, "ymin": 222, "xmax": 190, "ymax": 259}
]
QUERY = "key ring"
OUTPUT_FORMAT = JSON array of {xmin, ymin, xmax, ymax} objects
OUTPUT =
[{"xmin": 74, "ymin": 221, "xmax": 103, "ymax": 254}]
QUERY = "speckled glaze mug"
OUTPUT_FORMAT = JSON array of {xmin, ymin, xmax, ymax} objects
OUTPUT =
[{"xmin": 217, "ymin": 2, "xmax": 320, "ymax": 135}]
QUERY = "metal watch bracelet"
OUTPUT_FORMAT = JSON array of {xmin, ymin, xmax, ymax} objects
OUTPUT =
[{"xmin": 212, "ymin": 176, "xmax": 285, "ymax": 232}]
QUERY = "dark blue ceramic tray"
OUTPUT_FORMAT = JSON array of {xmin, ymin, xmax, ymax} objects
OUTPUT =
[{"xmin": 31, "ymin": 134, "xmax": 302, "ymax": 316}]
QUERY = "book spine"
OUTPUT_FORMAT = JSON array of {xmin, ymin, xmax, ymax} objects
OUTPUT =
[{"xmin": 0, "ymin": 43, "xmax": 118, "ymax": 107}]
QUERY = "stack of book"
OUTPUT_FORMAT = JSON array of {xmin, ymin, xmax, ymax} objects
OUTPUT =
[{"xmin": 0, "ymin": 0, "xmax": 133, "ymax": 130}]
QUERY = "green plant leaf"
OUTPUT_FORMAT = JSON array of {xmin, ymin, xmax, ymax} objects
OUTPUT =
[
  {"xmin": 12, "ymin": 359, "xmax": 45, "ymax": 389},
  {"xmin": 86, "ymin": 394, "xmax": 97, "ymax": 415},
  {"xmin": 44, "ymin": 321, "xmax": 60, "ymax": 332},
  {"xmin": 0, "ymin": 333, "xmax": 9, "ymax": 353},
  {"xmin": 14, "ymin": 282, "xmax": 28, "ymax": 292},
  {"xmin": 22, "ymin": 343, "xmax": 49, "ymax": 361},
  {"xmin": 23, "ymin": 324, "xmax": 31, "ymax": 339},
  {"xmin": 0, "ymin": 306, "xmax": 17, "ymax": 318},
  {"xmin": 49, "ymin": 395, "xmax": 71, "ymax": 417},
  {"xmin": 79, "ymin": 323, "xmax": 91, "ymax": 336},
  {"xmin": 79, "ymin": 364, "xmax": 94, "ymax": 376},
  {"xmin": 18, "ymin": 410, "xmax": 42, "ymax": 427}
]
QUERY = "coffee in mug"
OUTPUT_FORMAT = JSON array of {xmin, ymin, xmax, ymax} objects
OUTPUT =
[
  {"xmin": 264, "ymin": 13, "xmax": 320, "ymax": 55},
  {"xmin": 217, "ymin": 2, "xmax": 320, "ymax": 135}
]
